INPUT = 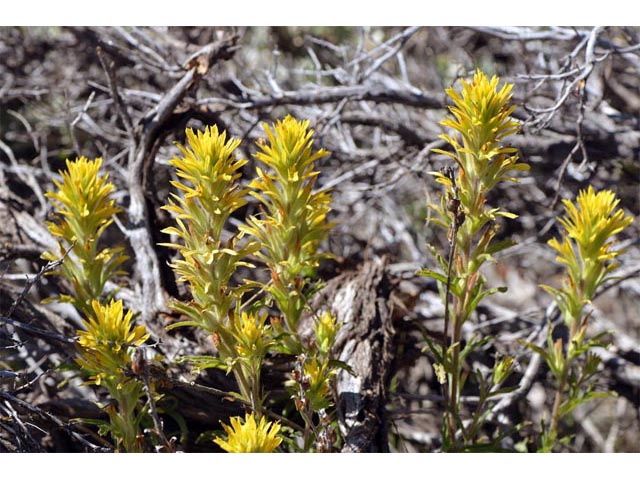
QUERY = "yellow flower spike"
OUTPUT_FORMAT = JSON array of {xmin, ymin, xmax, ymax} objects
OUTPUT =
[
  {"xmin": 166, "ymin": 126, "xmax": 247, "ymax": 240},
  {"xmin": 303, "ymin": 356, "xmax": 336, "ymax": 411},
  {"xmin": 43, "ymin": 156, "xmax": 128, "ymax": 315},
  {"xmin": 161, "ymin": 125, "xmax": 260, "ymax": 336},
  {"xmin": 214, "ymin": 412, "xmax": 282, "ymax": 453},
  {"xmin": 544, "ymin": 186, "xmax": 633, "ymax": 322},
  {"xmin": 558, "ymin": 186, "xmax": 632, "ymax": 258},
  {"xmin": 234, "ymin": 311, "xmax": 273, "ymax": 359},
  {"xmin": 76, "ymin": 299, "xmax": 149, "ymax": 384},
  {"xmin": 432, "ymin": 69, "xmax": 528, "ymax": 219},
  {"xmin": 241, "ymin": 116, "xmax": 333, "ymax": 338}
]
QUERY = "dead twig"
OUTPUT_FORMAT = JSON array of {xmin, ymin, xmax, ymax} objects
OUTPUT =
[
  {"xmin": 0, "ymin": 391, "xmax": 110, "ymax": 452},
  {"xmin": 0, "ymin": 316, "xmax": 76, "ymax": 346},
  {"xmin": 198, "ymin": 84, "xmax": 444, "ymax": 112},
  {"xmin": 5, "ymin": 241, "xmax": 75, "ymax": 318}
]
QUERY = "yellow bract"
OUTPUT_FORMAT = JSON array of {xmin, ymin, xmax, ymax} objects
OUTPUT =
[
  {"xmin": 440, "ymin": 70, "xmax": 519, "ymax": 156},
  {"xmin": 45, "ymin": 157, "xmax": 120, "ymax": 243},
  {"xmin": 164, "ymin": 126, "xmax": 248, "ymax": 242},
  {"xmin": 556, "ymin": 186, "xmax": 633, "ymax": 263},
  {"xmin": 253, "ymin": 115, "xmax": 328, "ymax": 181},
  {"xmin": 314, "ymin": 311, "xmax": 339, "ymax": 355},
  {"xmin": 303, "ymin": 356, "xmax": 335, "ymax": 411},
  {"xmin": 214, "ymin": 413, "xmax": 282, "ymax": 453},
  {"xmin": 234, "ymin": 311, "xmax": 272, "ymax": 359}
]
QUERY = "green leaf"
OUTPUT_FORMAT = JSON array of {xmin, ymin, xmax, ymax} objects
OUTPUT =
[
  {"xmin": 166, "ymin": 320, "xmax": 206, "ymax": 331},
  {"xmin": 465, "ymin": 286, "xmax": 507, "ymax": 320},
  {"xmin": 72, "ymin": 417, "xmax": 114, "ymax": 439},
  {"xmin": 488, "ymin": 385, "xmax": 518, "ymax": 397},
  {"xmin": 486, "ymin": 238, "xmax": 517, "ymax": 256},
  {"xmin": 459, "ymin": 334, "xmax": 490, "ymax": 364},
  {"xmin": 417, "ymin": 268, "xmax": 448, "ymax": 285},
  {"xmin": 327, "ymin": 359, "xmax": 356, "ymax": 377},
  {"xmin": 421, "ymin": 334, "xmax": 445, "ymax": 363},
  {"xmin": 558, "ymin": 391, "xmax": 612, "ymax": 418},
  {"xmin": 176, "ymin": 355, "xmax": 231, "ymax": 374},
  {"xmin": 519, "ymin": 340, "xmax": 550, "ymax": 364}
]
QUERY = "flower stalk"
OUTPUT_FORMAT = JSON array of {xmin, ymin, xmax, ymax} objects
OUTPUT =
[
  {"xmin": 421, "ymin": 70, "xmax": 528, "ymax": 450},
  {"xmin": 161, "ymin": 126, "xmax": 267, "ymax": 413},
  {"xmin": 535, "ymin": 186, "xmax": 633, "ymax": 451},
  {"xmin": 43, "ymin": 157, "xmax": 153, "ymax": 451}
]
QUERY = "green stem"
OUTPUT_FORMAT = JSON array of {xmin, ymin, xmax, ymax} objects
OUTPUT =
[
  {"xmin": 448, "ymin": 332, "xmax": 460, "ymax": 448},
  {"xmin": 111, "ymin": 387, "xmax": 142, "ymax": 452},
  {"xmin": 251, "ymin": 364, "xmax": 263, "ymax": 414},
  {"xmin": 546, "ymin": 364, "xmax": 568, "ymax": 452},
  {"xmin": 447, "ymin": 299, "xmax": 465, "ymax": 450},
  {"xmin": 442, "ymin": 224, "xmax": 457, "ymax": 443},
  {"xmin": 547, "ymin": 313, "xmax": 580, "ymax": 451}
]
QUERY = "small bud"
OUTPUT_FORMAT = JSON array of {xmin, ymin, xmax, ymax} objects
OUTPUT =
[
  {"xmin": 434, "ymin": 363, "xmax": 447, "ymax": 384},
  {"xmin": 492, "ymin": 356, "xmax": 514, "ymax": 386}
]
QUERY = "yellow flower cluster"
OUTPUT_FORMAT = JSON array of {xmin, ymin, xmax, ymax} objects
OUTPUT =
[
  {"xmin": 440, "ymin": 71, "xmax": 519, "ymax": 159},
  {"xmin": 545, "ymin": 186, "xmax": 633, "ymax": 323},
  {"xmin": 214, "ymin": 412, "xmax": 282, "ymax": 453},
  {"xmin": 314, "ymin": 310, "xmax": 340, "ymax": 355},
  {"xmin": 233, "ymin": 311, "xmax": 273, "ymax": 359},
  {"xmin": 43, "ymin": 156, "xmax": 127, "ymax": 315},
  {"xmin": 75, "ymin": 299, "xmax": 149, "ymax": 452},
  {"xmin": 162, "ymin": 126, "xmax": 259, "ymax": 336},
  {"xmin": 433, "ymin": 70, "xmax": 528, "ymax": 220},
  {"xmin": 76, "ymin": 299, "xmax": 149, "ymax": 387},
  {"xmin": 242, "ymin": 116, "xmax": 333, "ymax": 336},
  {"xmin": 44, "ymin": 157, "xmax": 150, "ymax": 451}
]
